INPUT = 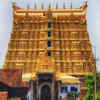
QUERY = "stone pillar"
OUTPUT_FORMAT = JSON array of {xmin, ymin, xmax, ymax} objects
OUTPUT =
[
  {"xmin": 58, "ymin": 82, "xmax": 61, "ymax": 100},
  {"xmin": 68, "ymin": 85, "xmax": 71, "ymax": 93},
  {"xmin": 77, "ymin": 84, "xmax": 80, "ymax": 93},
  {"xmin": 36, "ymin": 78, "xmax": 39, "ymax": 100},
  {"xmin": 31, "ymin": 80, "xmax": 34, "ymax": 100},
  {"xmin": 52, "ymin": 78, "xmax": 55, "ymax": 100}
]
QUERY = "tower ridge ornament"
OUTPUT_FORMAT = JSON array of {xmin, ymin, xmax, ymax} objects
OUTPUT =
[
  {"xmin": 56, "ymin": 3, "xmax": 58, "ymax": 9},
  {"xmin": 27, "ymin": 4, "xmax": 30, "ymax": 10},
  {"xmin": 34, "ymin": 2, "xmax": 37, "ymax": 10},
  {"xmin": 41, "ymin": 3, "xmax": 44, "ymax": 10},
  {"xmin": 48, "ymin": 3, "xmax": 51, "ymax": 10},
  {"xmin": 70, "ymin": 2, "xmax": 72, "ymax": 9},
  {"xmin": 63, "ymin": 2, "xmax": 66, "ymax": 9}
]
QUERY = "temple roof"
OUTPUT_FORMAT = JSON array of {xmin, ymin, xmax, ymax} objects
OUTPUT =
[
  {"xmin": 12, "ymin": 2, "xmax": 88, "ymax": 16},
  {"xmin": 0, "ymin": 69, "xmax": 29, "ymax": 88},
  {"xmin": 22, "ymin": 72, "xmax": 36, "ymax": 81},
  {"xmin": 56, "ymin": 73, "xmax": 80, "ymax": 84},
  {"xmin": 22, "ymin": 72, "xmax": 80, "ymax": 84}
]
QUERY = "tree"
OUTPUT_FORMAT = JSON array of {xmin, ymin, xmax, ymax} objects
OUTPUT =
[
  {"xmin": 85, "ymin": 74, "xmax": 95, "ymax": 100},
  {"xmin": 96, "ymin": 72, "xmax": 100, "ymax": 100},
  {"xmin": 78, "ymin": 97, "xmax": 83, "ymax": 100}
]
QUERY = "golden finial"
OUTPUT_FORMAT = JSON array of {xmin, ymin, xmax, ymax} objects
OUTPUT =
[
  {"xmin": 48, "ymin": 3, "xmax": 51, "ymax": 10},
  {"xmin": 63, "ymin": 2, "xmax": 66, "ymax": 9},
  {"xmin": 70, "ymin": 3, "xmax": 72, "ymax": 9},
  {"xmin": 41, "ymin": 3, "xmax": 44, "ymax": 10},
  {"xmin": 27, "ymin": 4, "xmax": 30, "ymax": 10},
  {"xmin": 34, "ymin": 2, "xmax": 37, "ymax": 10},
  {"xmin": 56, "ymin": 3, "xmax": 58, "ymax": 9},
  {"xmin": 12, "ymin": 2, "xmax": 17, "ymax": 10},
  {"xmin": 12, "ymin": 2, "xmax": 16, "ymax": 7}
]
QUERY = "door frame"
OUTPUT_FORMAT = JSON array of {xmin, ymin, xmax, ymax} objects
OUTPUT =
[{"xmin": 39, "ymin": 82, "xmax": 52, "ymax": 100}]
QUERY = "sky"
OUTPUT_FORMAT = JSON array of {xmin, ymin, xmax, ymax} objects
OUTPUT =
[{"xmin": 0, "ymin": 0, "xmax": 100, "ymax": 71}]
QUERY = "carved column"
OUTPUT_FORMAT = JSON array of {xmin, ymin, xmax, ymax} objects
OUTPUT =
[
  {"xmin": 58, "ymin": 81, "xmax": 61, "ymax": 100},
  {"xmin": 52, "ymin": 78, "xmax": 55, "ymax": 100},
  {"xmin": 31, "ymin": 80, "xmax": 34, "ymax": 100},
  {"xmin": 36, "ymin": 78, "xmax": 39, "ymax": 100}
]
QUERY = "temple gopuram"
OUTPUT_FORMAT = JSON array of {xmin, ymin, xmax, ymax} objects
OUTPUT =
[{"xmin": 0, "ymin": 2, "xmax": 96, "ymax": 100}]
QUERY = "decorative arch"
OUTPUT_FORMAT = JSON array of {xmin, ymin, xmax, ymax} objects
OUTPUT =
[{"xmin": 39, "ymin": 83, "xmax": 52, "ymax": 100}]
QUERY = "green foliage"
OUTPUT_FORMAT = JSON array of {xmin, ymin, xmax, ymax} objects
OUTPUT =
[
  {"xmin": 96, "ymin": 73, "xmax": 100, "ymax": 91},
  {"xmin": 85, "ymin": 74, "xmax": 95, "ymax": 100},
  {"xmin": 68, "ymin": 92, "xmax": 79, "ymax": 95},
  {"xmin": 68, "ymin": 92, "xmax": 79, "ymax": 100},
  {"xmin": 68, "ymin": 96, "xmax": 76, "ymax": 100},
  {"xmin": 78, "ymin": 97, "xmax": 83, "ymax": 100},
  {"xmin": 96, "ymin": 72, "xmax": 100, "ymax": 99},
  {"xmin": 97, "ymin": 91, "xmax": 100, "ymax": 99}
]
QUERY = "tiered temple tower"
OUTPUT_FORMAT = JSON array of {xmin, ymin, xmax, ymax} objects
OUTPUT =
[
  {"xmin": 2, "ymin": 2, "xmax": 96, "ymax": 99},
  {"xmin": 3, "ymin": 2, "xmax": 95, "ymax": 74}
]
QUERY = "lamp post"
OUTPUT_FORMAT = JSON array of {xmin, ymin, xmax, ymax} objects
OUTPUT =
[{"xmin": 79, "ymin": 40, "xmax": 97, "ymax": 100}]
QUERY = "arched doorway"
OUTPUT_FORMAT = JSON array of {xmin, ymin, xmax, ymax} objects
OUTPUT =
[{"xmin": 40, "ymin": 85, "xmax": 51, "ymax": 100}]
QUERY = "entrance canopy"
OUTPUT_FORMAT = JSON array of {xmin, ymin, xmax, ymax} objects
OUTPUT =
[
  {"xmin": 56, "ymin": 73, "xmax": 80, "ymax": 84},
  {"xmin": 22, "ymin": 72, "xmax": 80, "ymax": 84}
]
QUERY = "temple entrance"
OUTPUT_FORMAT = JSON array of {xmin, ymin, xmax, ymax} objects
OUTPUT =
[{"xmin": 40, "ymin": 85, "xmax": 51, "ymax": 100}]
